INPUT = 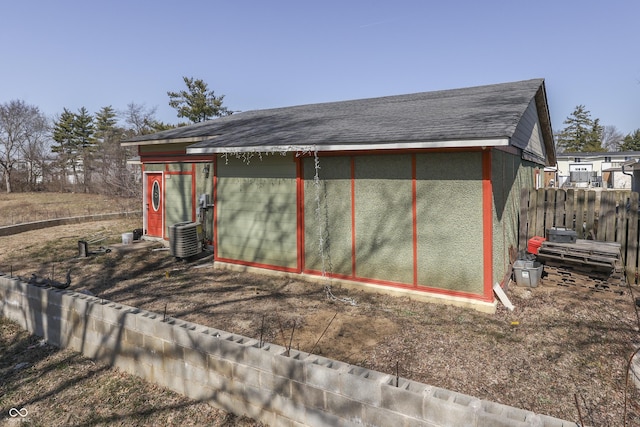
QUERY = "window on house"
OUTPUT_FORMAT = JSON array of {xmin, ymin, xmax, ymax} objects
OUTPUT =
[
  {"xmin": 574, "ymin": 158, "xmax": 581, "ymax": 162},
  {"xmin": 604, "ymin": 157, "xmax": 611, "ymax": 162}
]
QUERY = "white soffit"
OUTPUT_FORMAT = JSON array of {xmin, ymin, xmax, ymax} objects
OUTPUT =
[{"xmin": 186, "ymin": 138, "xmax": 510, "ymax": 154}]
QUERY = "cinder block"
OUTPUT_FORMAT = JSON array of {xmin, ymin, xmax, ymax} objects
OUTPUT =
[
  {"xmin": 138, "ymin": 345, "xmax": 161, "ymax": 367},
  {"xmin": 215, "ymin": 334, "xmax": 256, "ymax": 364},
  {"xmin": 135, "ymin": 312, "xmax": 160, "ymax": 334},
  {"xmin": 362, "ymin": 404, "xmax": 408, "ymax": 427},
  {"xmin": 260, "ymin": 371, "xmax": 291, "ymax": 399},
  {"xmin": 154, "ymin": 318, "xmax": 178, "ymax": 341},
  {"xmin": 232, "ymin": 364, "xmax": 262, "ymax": 388},
  {"xmin": 476, "ymin": 411, "xmax": 529, "ymax": 427},
  {"xmin": 207, "ymin": 354, "xmax": 234, "ymax": 379},
  {"xmin": 272, "ymin": 350, "xmax": 308, "ymax": 382},
  {"xmin": 238, "ymin": 343, "xmax": 277, "ymax": 372},
  {"xmin": 305, "ymin": 359, "xmax": 347, "ymax": 393},
  {"xmin": 205, "ymin": 368, "xmax": 230, "ymax": 391},
  {"xmin": 120, "ymin": 309, "xmax": 140, "ymax": 330},
  {"xmin": 343, "ymin": 367, "xmax": 390, "ymax": 406},
  {"xmin": 422, "ymin": 388, "xmax": 475, "ymax": 426},
  {"xmin": 241, "ymin": 383, "xmax": 274, "ymax": 410},
  {"xmin": 170, "ymin": 322, "xmax": 198, "ymax": 347},
  {"xmin": 304, "ymin": 407, "xmax": 343, "ymax": 427},
  {"xmin": 162, "ymin": 355, "xmax": 186, "ymax": 379},
  {"xmin": 380, "ymin": 381, "xmax": 425, "ymax": 420},
  {"xmin": 137, "ymin": 359, "xmax": 156, "ymax": 382},
  {"xmin": 291, "ymin": 380, "xmax": 325, "ymax": 410},
  {"xmin": 143, "ymin": 334, "xmax": 165, "ymax": 355},
  {"xmin": 182, "ymin": 361, "xmax": 208, "ymax": 384},
  {"xmin": 124, "ymin": 329, "xmax": 145, "ymax": 347},
  {"xmin": 102, "ymin": 303, "xmax": 127, "ymax": 325},
  {"xmin": 193, "ymin": 329, "xmax": 223, "ymax": 354},
  {"xmin": 273, "ymin": 414, "xmax": 306, "ymax": 427},
  {"xmin": 268, "ymin": 393, "xmax": 307, "ymax": 425},
  {"xmin": 324, "ymin": 391, "xmax": 364, "ymax": 422},
  {"xmin": 162, "ymin": 340, "xmax": 185, "ymax": 361},
  {"xmin": 537, "ymin": 414, "xmax": 569, "ymax": 427},
  {"xmin": 183, "ymin": 381, "xmax": 216, "ymax": 401},
  {"xmin": 183, "ymin": 347, "xmax": 208, "ymax": 371},
  {"xmin": 167, "ymin": 371, "xmax": 187, "ymax": 395}
]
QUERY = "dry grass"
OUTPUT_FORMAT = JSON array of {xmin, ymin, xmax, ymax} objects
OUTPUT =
[
  {"xmin": 0, "ymin": 193, "xmax": 639, "ymax": 426},
  {"xmin": 0, "ymin": 192, "xmax": 139, "ymax": 227}
]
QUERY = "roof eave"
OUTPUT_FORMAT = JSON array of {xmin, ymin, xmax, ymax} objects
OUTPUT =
[
  {"xmin": 121, "ymin": 136, "xmax": 212, "ymax": 147},
  {"xmin": 186, "ymin": 138, "xmax": 510, "ymax": 155},
  {"xmin": 534, "ymin": 81, "xmax": 556, "ymax": 166}
]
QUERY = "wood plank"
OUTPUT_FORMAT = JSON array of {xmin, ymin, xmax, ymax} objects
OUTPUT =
[
  {"xmin": 541, "ymin": 240, "xmax": 621, "ymax": 256},
  {"xmin": 554, "ymin": 189, "xmax": 566, "ymax": 228},
  {"xmin": 597, "ymin": 191, "xmax": 607, "ymax": 240},
  {"xmin": 585, "ymin": 190, "xmax": 596, "ymax": 239},
  {"xmin": 544, "ymin": 188, "xmax": 555, "ymax": 234},
  {"xmin": 576, "ymin": 189, "xmax": 586, "ymax": 239},
  {"xmin": 606, "ymin": 191, "xmax": 617, "ymax": 242},
  {"xmin": 535, "ymin": 188, "xmax": 546, "ymax": 237},
  {"xmin": 528, "ymin": 189, "xmax": 538, "ymax": 240},
  {"xmin": 626, "ymin": 192, "xmax": 639, "ymax": 284},
  {"xmin": 566, "ymin": 188, "xmax": 575, "ymax": 230},
  {"xmin": 617, "ymin": 193, "xmax": 628, "ymax": 257},
  {"xmin": 519, "ymin": 187, "xmax": 530, "ymax": 251}
]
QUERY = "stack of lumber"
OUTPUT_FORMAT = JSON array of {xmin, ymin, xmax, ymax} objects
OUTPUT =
[{"xmin": 536, "ymin": 239, "xmax": 627, "ymax": 295}]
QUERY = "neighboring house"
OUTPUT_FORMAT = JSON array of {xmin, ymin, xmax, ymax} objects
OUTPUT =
[
  {"xmin": 555, "ymin": 151, "xmax": 640, "ymax": 189},
  {"xmin": 122, "ymin": 78, "xmax": 555, "ymax": 312}
]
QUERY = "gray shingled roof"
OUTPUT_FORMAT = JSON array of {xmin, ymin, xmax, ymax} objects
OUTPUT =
[{"xmin": 124, "ymin": 78, "xmax": 550, "ymax": 155}]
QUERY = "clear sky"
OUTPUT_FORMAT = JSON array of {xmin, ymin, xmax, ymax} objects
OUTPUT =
[{"xmin": 1, "ymin": 0, "xmax": 638, "ymax": 135}]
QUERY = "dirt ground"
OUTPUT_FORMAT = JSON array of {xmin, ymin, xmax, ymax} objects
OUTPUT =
[{"xmin": 1, "ymin": 216, "xmax": 640, "ymax": 426}]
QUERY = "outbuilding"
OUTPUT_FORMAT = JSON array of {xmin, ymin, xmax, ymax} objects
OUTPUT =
[{"xmin": 122, "ymin": 78, "xmax": 555, "ymax": 312}]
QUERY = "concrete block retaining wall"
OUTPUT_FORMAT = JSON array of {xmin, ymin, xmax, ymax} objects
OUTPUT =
[
  {"xmin": 0, "ymin": 273, "xmax": 574, "ymax": 427},
  {"xmin": 0, "ymin": 211, "xmax": 141, "ymax": 237}
]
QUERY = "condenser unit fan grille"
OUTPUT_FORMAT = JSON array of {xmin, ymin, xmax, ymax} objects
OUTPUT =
[{"xmin": 169, "ymin": 221, "xmax": 203, "ymax": 258}]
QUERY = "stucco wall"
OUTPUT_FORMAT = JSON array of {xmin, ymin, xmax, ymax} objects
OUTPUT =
[
  {"xmin": 304, "ymin": 152, "xmax": 485, "ymax": 296},
  {"xmin": 303, "ymin": 156, "xmax": 352, "ymax": 276},
  {"xmin": 354, "ymin": 155, "xmax": 413, "ymax": 283},
  {"xmin": 216, "ymin": 154, "xmax": 298, "ymax": 269},
  {"xmin": 415, "ymin": 152, "xmax": 484, "ymax": 294},
  {"xmin": 491, "ymin": 150, "xmax": 534, "ymax": 286}
]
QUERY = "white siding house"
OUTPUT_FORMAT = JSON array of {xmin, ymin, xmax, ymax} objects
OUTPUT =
[{"xmin": 555, "ymin": 151, "xmax": 640, "ymax": 189}]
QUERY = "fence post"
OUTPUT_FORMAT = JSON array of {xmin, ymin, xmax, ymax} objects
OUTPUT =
[{"xmin": 626, "ymin": 192, "xmax": 639, "ymax": 285}]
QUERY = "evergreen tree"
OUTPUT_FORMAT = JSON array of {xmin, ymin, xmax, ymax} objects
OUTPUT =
[
  {"xmin": 620, "ymin": 129, "xmax": 640, "ymax": 151},
  {"xmin": 73, "ymin": 107, "xmax": 95, "ymax": 192},
  {"xmin": 51, "ymin": 108, "xmax": 79, "ymax": 189},
  {"xmin": 168, "ymin": 76, "xmax": 230, "ymax": 123},
  {"xmin": 51, "ymin": 107, "xmax": 96, "ymax": 191},
  {"xmin": 555, "ymin": 105, "xmax": 605, "ymax": 152}
]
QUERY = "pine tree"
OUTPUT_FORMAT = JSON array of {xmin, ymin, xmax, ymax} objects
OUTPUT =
[
  {"xmin": 52, "ymin": 108, "xmax": 78, "ymax": 189},
  {"xmin": 555, "ymin": 105, "xmax": 604, "ymax": 152},
  {"xmin": 168, "ymin": 76, "xmax": 230, "ymax": 123},
  {"xmin": 620, "ymin": 129, "xmax": 640, "ymax": 151},
  {"xmin": 73, "ymin": 107, "xmax": 95, "ymax": 192}
]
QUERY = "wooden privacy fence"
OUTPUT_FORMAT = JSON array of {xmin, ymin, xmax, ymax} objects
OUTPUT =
[{"xmin": 519, "ymin": 188, "xmax": 640, "ymax": 284}]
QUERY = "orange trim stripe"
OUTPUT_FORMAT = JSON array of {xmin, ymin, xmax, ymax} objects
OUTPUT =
[
  {"xmin": 296, "ymin": 157, "xmax": 304, "ymax": 273},
  {"xmin": 213, "ymin": 156, "xmax": 219, "ymax": 261},
  {"xmin": 351, "ymin": 156, "xmax": 356, "ymax": 277},
  {"xmin": 482, "ymin": 150, "xmax": 493, "ymax": 300},
  {"xmin": 412, "ymin": 154, "xmax": 418, "ymax": 287}
]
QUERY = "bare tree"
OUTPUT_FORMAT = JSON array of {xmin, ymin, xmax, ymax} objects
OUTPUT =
[
  {"xmin": 21, "ymin": 116, "xmax": 51, "ymax": 190},
  {"xmin": 122, "ymin": 102, "xmax": 159, "ymax": 136},
  {"xmin": 0, "ymin": 100, "xmax": 49, "ymax": 193},
  {"xmin": 601, "ymin": 125, "xmax": 625, "ymax": 151}
]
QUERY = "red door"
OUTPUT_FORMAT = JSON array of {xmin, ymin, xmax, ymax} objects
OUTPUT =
[{"xmin": 146, "ymin": 173, "xmax": 163, "ymax": 237}]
